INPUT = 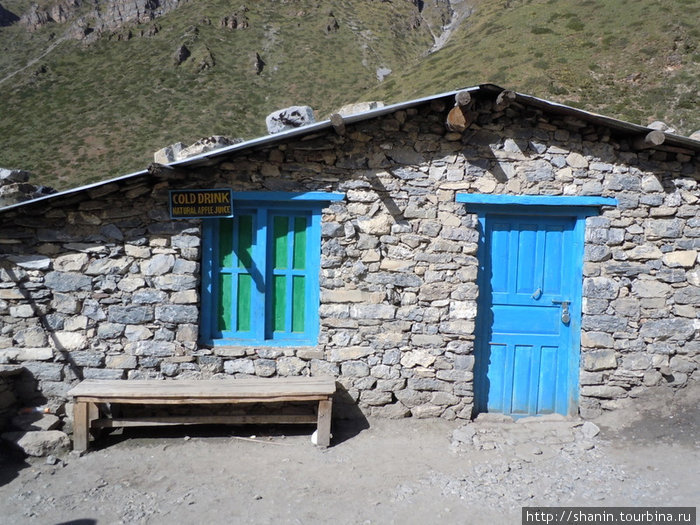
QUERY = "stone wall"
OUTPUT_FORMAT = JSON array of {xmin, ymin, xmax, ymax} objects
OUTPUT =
[{"xmin": 0, "ymin": 94, "xmax": 697, "ymax": 423}]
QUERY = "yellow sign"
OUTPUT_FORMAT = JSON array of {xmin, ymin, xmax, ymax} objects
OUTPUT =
[{"xmin": 169, "ymin": 189, "xmax": 233, "ymax": 219}]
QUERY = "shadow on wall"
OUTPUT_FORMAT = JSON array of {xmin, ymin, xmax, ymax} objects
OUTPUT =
[
  {"xmin": 331, "ymin": 383, "xmax": 370, "ymax": 446},
  {"xmin": 0, "ymin": 261, "xmax": 82, "ymax": 383}
]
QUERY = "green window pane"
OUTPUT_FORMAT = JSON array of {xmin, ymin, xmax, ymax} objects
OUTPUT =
[
  {"xmin": 292, "ymin": 276, "xmax": 305, "ymax": 332},
  {"xmin": 273, "ymin": 216, "xmax": 288, "ymax": 269},
  {"xmin": 292, "ymin": 217, "xmax": 307, "ymax": 270},
  {"xmin": 272, "ymin": 275, "xmax": 286, "ymax": 332},
  {"xmin": 218, "ymin": 219, "xmax": 233, "ymax": 267},
  {"xmin": 218, "ymin": 273, "xmax": 232, "ymax": 332},
  {"xmin": 237, "ymin": 215, "xmax": 253, "ymax": 269},
  {"xmin": 237, "ymin": 273, "xmax": 252, "ymax": 332}
]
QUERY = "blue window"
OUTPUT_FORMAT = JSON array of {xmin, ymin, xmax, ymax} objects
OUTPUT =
[{"xmin": 200, "ymin": 192, "xmax": 343, "ymax": 346}]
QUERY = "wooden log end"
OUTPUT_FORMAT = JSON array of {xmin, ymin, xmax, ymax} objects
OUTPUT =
[
  {"xmin": 446, "ymin": 105, "xmax": 471, "ymax": 133},
  {"xmin": 329, "ymin": 113, "xmax": 346, "ymax": 136},
  {"xmin": 633, "ymin": 129, "xmax": 666, "ymax": 150}
]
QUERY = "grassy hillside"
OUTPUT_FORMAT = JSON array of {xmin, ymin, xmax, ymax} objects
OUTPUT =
[
  {"xmin": 0, "ymin": 0, "xmax": 698, "ymax": 191},
  {"xmin": 0, "ymin": 0, "xmax": 434, "ymax": 189},
  {"xmin": 370, "ymin": 0, "xmax": 699, "ymax": 134}
]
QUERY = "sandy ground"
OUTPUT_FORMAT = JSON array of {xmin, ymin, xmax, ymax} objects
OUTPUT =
[{"xmin": 0, "ymin": 383, "xmax": 698, "ymax": 525}]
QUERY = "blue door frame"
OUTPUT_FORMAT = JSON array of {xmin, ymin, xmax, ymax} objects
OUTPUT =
[{"xmin": 456, "ymin": 194, "xmax": 617, "ymax": 418}]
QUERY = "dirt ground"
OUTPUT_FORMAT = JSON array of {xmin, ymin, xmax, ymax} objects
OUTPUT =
[{"xmin": 0, "ymin": 383, "xmax": 698, "ymax": 525}]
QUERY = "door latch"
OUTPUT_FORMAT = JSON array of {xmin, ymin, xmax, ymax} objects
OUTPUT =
[{"xmin": 552, "ymin": 299, "xmax": 570, "ymax": 324}]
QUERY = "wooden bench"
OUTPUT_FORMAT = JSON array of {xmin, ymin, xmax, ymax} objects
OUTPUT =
[{"xmin": 67, "ymin": 377, "xmax": 335, "ymax": 452}]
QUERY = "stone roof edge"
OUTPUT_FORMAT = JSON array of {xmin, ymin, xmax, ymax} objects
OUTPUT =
[{"xmin": 1, "ymin": 83, "xmax": 698, "ymax": 213}]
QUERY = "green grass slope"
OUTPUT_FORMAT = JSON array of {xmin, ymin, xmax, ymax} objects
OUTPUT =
[
  {"xmin": 0, "ymin": 0, "xmax": 697, "ymax": 191},
  {"xmin": 0, "ymin": 0, "xmax": 434, "ymax": 189},
  {"xmin": 370, "ymin": 0, "xmax": 699, "ymax": 135}
]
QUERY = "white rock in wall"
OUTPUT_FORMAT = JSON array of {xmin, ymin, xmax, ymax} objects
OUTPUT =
[{"xmin": 265, "ymin": 106, "xmax": 315, "ymax": 134}]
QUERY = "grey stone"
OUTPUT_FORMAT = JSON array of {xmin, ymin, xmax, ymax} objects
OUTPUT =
[
  {"xmin": 266, "ymin": 106, "xmax": 315, "ymax": 134},
  {"xmin": 14, "ymin": 327, "xmax": 48, "ymax": 347},
  {"xmin": 22, "ymin": 362, "xmax": 63, "ymax": 381},
  {"xmin": 127, "ymin": 341, "xmax": 175, "ymax": 357},
  {"xmin": 97, "ymin": 323, "xmax": 125, "ymax": 339},
  {"xmin": 631, "ymin": 280, "xmax": 671, "ymax": 298},
  {"xmin": 365, "ymin": 272, "xmax": 422, "ymax": 288},
  {"xmin": 583, "ymin": 277, "xmax": 618, "ymax": 299},
  {"xmin": 81, "ymin": 299, "xmax": 106, "ymax": 321},
  {"xmin": 82, "ymin": 368, "xmax": 124, "ymax": 380},
  {"xmin": 8, "ymin": 255, "xmax": 51, "ymax": 270},
  {"xmin": 581, "ymin": 331, "xmax": 614, "ymax": 349},
  {"xmin": 341, "ymin": 361, "xmax": 370, "ymax": 377},
  {"xmin": 106, "ymin": 354, "xmax": 138, "ymax": 369},
  {"xmin": 108, "ymin": 305, "xmax": 154, "ymax": 324},
  {"xmin": 349, "ymin": 304, "xmax": 396, "ymax": 320},
  {"xmin": 370, "ymin": 402, "xmax": 410, "ymax": 419},
  {"xmin": 44, "ymin": 272, "xmax": 92, "ymax": 292},
  {"xmin": 2, "ymin": 430, "xmax": 69, "ymax": 457},
  {"xmin": 254, "ymin": 359, "xmax": 276, "ymax": 377},
  {"xmin": 581, "ymin": 385, "xmax": 626, "ymax": 399},
  {"xmin": 310, "ymin": 359, "xmax": 339, "ymax": 376},
  {"xmin": 155, "ymin": 305, "xmax": 199, "ymax": 324},
  {"xmin": 360, "ymin": 389, "xmax": 392, "ymax": 406},
  {"xmin": 581, "ymin": 315, "xmax": 627, "ymax": 332},
  {"xmin": 644, "ymin": 219, "xmax": 684, "ymax": 240},
  {"xmin": 132, "ymin": 289, "xmax": 168, "ymax": 304},
  {"xmin": 582, "ymin": 350, "xmax": 617, "ymax": 371},
  {"xmin": 277, "ymin": 357, "xmax": 306, "ymax": 376},
  {"xmin": 52, "ymin": 293, "xmax": 81, "ymax": 314},
  {"xmin": 70, "ymin": 351, "xmax": 105, "ymax": 367},
  {"xmin": 160, "ymin": 362, "xmax": 179, "ymax": 376},
  {"xmin": 639, "ymin": 318, "xmax": 695, "ymax": 340},
  {"xmin": 154, "ymin": 274, "xmax": 198, "ymax": 291},
  {"xmin": 84, "ymin": 258, "xmax": 131, "ymax": 276},
  {"xmin": 669, "ymin": 356, "xmax": 697, "ymax": 374},
  {"xmin": 674, "ymin": 286, "xmax": 700, "ymax": 305},
  {"xmin": 224, "ymin": 359, "xmax": 255, "ymax": 375}
]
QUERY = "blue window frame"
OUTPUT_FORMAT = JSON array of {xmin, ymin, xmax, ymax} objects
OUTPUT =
[{"xmin": 200, "ymin": 192, "xmax": 343, "ymax": 346}]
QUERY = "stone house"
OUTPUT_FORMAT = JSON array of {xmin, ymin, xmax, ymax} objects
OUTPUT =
[{"xmin": 0, "ymin": 84, "xmax": 697, "ymax": 427}]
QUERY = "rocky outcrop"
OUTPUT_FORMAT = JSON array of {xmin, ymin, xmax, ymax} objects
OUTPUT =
[
  {"xmin": 220, "ymin": 6, "xmax": 248, "ymax": 30},
  {"xmin": 19, "ymin": 0, "xmax": 185, "ymax": 41},
  {"xmin": 0, "ymin": 169, "xmax": 56, "ymax": 208}
]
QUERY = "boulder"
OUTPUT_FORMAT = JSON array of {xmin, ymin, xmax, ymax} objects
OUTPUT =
[
  {"xmin": 2, "ymin": 430, "xmax": 70, "ymax": 457},
  {"xmin": 335, "ymin": 101, "xmax": 385, "ymax": 116},
  {"xmin": 266, "ymin": 106, "xmax": 315, "ymax": 134}
]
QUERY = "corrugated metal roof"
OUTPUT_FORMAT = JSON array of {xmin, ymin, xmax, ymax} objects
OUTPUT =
[{"xmin": 1, "ymin": 84, "xmax": 698, "ymax": 213}]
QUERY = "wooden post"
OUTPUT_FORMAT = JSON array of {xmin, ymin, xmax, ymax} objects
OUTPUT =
[
  {"xmin": 73, "ymin": 401, "xmax": 89, "ymax": 452},
  {"xmin": 329, "ymin": 113, "xmax": 346, "ymax": 136},
  {"xmin": 316, "ymin": 398, "xmax": 333, "ymax": 447},
  {"xmin": 633, "ymin": 130, "xmax": 665, "ymax": 150}
]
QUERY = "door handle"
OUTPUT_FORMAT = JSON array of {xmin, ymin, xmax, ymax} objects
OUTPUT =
[{"xmin": 551, "ymin": 299, "xmax": 570, "ymax": 324}]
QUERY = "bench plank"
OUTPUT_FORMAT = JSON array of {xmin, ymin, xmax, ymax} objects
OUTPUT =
[
  {"xmin": 68, "ymin": 377, "xmax": 336, "ymax": 400},
  {"xmin": 93, "ymin": 414, "xmax": 318, "ymax": 427},
  {"xmin": 68, "ymin": 377, "xmax": 336, "ymax": 452}
]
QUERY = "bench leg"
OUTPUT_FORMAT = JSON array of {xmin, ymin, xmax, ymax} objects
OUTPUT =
[
  {"xmin": 316, "ymin": 398, "xmax": 332, "ymax": 448},
  {"xmin": 73, "ymin": 401, "xmax": 89, "ymax": 452}
]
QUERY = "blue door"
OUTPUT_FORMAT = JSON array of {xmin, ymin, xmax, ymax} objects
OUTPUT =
[{"xmin": 475, "ymin": 213, "xmax": 580, "ymax": 417}]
